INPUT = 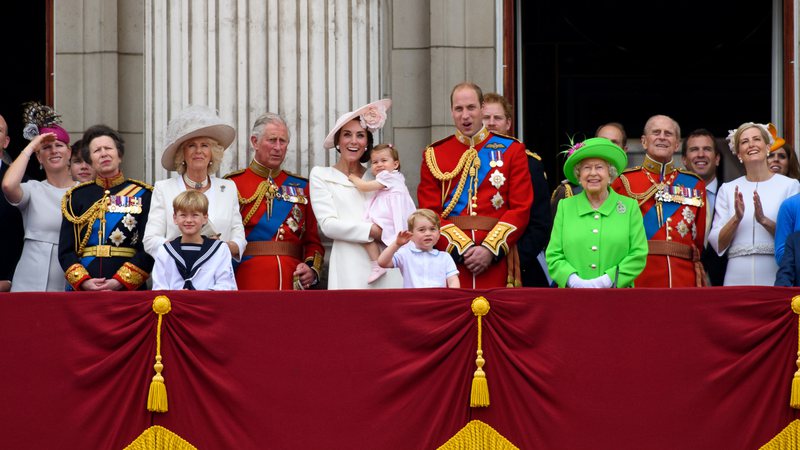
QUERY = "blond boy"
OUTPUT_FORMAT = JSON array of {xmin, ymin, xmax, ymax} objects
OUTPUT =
[
  {"xmin": 152, "ymin": 190, "xmax": 237, "ymax": 290},
  {"xmin": 377, "ymin": 209, "xmax": 459, "ymax": 288}
]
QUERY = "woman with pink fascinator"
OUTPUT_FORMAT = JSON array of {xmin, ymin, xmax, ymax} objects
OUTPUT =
[
  {"xmin": 309, "ymin": 99, "xmax": 403, "ymax": 289},
  {"xmin": 1, "ymin": 102, "xmax": 77, "ymax": 291}
]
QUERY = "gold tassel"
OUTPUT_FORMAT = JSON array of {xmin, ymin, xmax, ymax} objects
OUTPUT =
[
  {"xmin": 470, "ymin": 296, "xmax": 490, "ymax": 407},
  {"xmin": 148, "ymin": 295, "xmax": 172, "ymax": 413}
]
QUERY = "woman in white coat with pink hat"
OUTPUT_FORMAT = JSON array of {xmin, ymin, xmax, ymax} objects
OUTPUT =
[
  {"xmin": 309, "ymin": 99, "xmax": 403, "ymax": 289},
  {"xmin": 144, "ymin": 105, "xmax": 247, "ymax": 262}
]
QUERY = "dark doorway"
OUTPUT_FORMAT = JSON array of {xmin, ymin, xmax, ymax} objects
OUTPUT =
[
  {"xmin": 520, "ymin": 1, "xmax": 773, "ymax": 184},
  {"xmin": 1, "ymin": 2, "xmax": 48, "ymax": 178}
]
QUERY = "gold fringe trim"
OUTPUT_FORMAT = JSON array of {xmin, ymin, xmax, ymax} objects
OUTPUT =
[
  {"xmin": 147, "ymin": 295, "xmax": 172, "ymax": 413},
  {"xmin": 124, "ymin": 426, "xmax": 197, "ymax": 450},
  {"xmin": 790, "ymin": 296, "xmax": 800, "ymax": 408},
  {"xmin": 759, "ymin": 420, "xmax": 800, "ymax": 449},
  {"xmin": 470, "ymin": 297, "xmax": 490, "ymax": 408},
  {"xmin": 437, "ymin": 420, "xmax": 519, "ymax": 450}
]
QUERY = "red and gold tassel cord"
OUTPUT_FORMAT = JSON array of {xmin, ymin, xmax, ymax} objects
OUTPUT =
[
  {"xmin": 470, "ymin": 296, "xmax": 490, "ymax": 407},
  {"xmin": 148, "ymin": 295, "xmax": 171, "ymax": 413},
  {"xmin": 790, "ymin": 296, "xmax": 800, "ymax": 409}
]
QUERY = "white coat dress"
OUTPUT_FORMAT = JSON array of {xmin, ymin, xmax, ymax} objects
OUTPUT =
[{"xmin": 309, "ymin": 166, "xmax": 402, "ymax": 289}]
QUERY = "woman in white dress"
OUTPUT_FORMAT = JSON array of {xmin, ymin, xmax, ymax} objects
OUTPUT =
[
  {"xmin": 1, "ymin": 103, "xmax": 76, "ymax": 291},
  {"xmin": 709, "ymin": 122, "xmax": 800, "ymax": 285},
  {"xmin": 309, "ymin": 99, "xmax": 403, "ymax": 289},
  {"xmin": 144, "ymin": 105, "xmax": 246, "ymax": 261}
]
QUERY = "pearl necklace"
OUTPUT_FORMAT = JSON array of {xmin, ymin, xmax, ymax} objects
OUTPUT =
[{"xmin": 183, "ymin": 173, "xmax": 209, "ymax": 190}]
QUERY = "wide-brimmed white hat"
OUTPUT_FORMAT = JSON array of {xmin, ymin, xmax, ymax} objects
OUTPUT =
[
  {"xmin": 323, "ymin": 99, "xmax": 391, "ymax": 150},
  {"xmin": 161, "ymin": 105, "xmax": 236, "ymax": 171}
]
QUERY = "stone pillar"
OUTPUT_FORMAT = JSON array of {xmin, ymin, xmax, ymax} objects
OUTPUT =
[
  {"xmin": 389, "ymin": 0, "xmax": 498, "ymax": 193},
  {"xmin": 144, "ymin": 0, "xmax": 387, "ymax": 183}
]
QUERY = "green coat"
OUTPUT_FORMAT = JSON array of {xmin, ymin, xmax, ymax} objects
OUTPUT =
[{"xmin": 546, "ymin": 189, "xmax": 647, "ymax": 288}]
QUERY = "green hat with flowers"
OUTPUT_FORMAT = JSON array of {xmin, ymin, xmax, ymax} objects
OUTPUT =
[{"xmin": 562, "ymin": 137, "xmax": 627, "ymax": 185}]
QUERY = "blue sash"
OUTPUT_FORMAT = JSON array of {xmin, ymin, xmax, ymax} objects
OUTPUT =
[
  {"xmin": 80, "ymin": 188, "xmax": 146, "ymax": 268},
  {"xmin": 642, "ymin": 172, "xmax": 700, "ymax": 239},
  {"xmin": 446, "ymin": 135, "xmax": 513, "ymax": 216},
  {"xmin": 241, "ymin": 175, "xmax": 308, "ymax": 263}
]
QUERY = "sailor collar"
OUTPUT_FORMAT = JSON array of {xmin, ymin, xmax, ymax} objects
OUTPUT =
[
  {"xmin": 249, "ymin": 159, "xmax": 282, "ymax": 179},
  {"xmin": 642, "ymin": 155, "xmax": 676, "ymax": 175},
  {"xmin": 95, "ymin": 172, "xmax": 126, "ymax": 189},
  {"xmin": 455, "ymin": 127, "xmax": 490, "ymax": 148}
]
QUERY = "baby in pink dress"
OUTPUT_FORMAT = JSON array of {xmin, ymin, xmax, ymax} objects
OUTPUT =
[{"xmin": 348, "ymin": 144, "xmax": 417, "ymax": 283}]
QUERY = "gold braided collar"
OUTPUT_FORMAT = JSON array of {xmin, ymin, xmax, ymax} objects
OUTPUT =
[
  {"xmin": 95, "ymin": 172, "xmax": 126, "ymax": 189},
  {"xmin": 249, "ymin": 159, "xmax": 283, "ymax": 179},
  {"xmin": 455, "ymin": 127, "xmax": 490, "ymax": 148},
  {"xmin": 642, "ymin": 155, "xmax": 675, "ymax": 175}
]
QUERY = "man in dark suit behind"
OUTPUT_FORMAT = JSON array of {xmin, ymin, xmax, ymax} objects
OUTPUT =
[{"xmin": 0, "ymin": 114, "xmax": 25, "ymax": 291}]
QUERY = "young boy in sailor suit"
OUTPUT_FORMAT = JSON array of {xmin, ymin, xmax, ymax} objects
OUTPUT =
[{"xmin": 152, "ymin": 190, "xmax": 237, "ymax": 290}]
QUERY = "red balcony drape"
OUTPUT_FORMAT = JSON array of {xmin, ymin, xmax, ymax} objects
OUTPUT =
[{"xmin": 0, "ymin": 287, "xmax": 798, "ymax": 449}]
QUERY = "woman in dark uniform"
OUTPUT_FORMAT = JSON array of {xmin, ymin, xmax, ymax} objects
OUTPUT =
[{"xmin": 59, "ymin": 125, "xmax": 154, "ymax": 290}]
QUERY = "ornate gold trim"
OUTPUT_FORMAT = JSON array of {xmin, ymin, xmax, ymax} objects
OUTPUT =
[
  {"xmin": 115, "ymin": 262, "xmax": 149, "ymax": 290},
  {"xmin": 437, "ymin": 420, "xmax": 519, "ymax": 450},
  {"xmin": 482, "ymin": 222, "xmax": 516, "ymax": 256},
  {"xmin": 124, "ymin": 425, "xmax": 197, "ymax": 450},
  {"xmin": 440, "ymin": 223, "xmax": 474, "ymax": 255}
]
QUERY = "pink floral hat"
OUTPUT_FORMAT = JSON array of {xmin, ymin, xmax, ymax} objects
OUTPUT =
[{"xmin": 323, "ymin": 99, "xmax": 391, "ymax": 150}]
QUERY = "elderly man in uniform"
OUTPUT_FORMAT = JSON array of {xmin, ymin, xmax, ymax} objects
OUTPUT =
[
  {"xmin": 418, "ymin": 82, "xmax": 532, "ymax": 288},
  {"xmin": 611, "ymin": 115, "xmax": 707, "ymax": 287},
  {"xmin": 225, "ymin": 113, "xmax": 324, "ymax": 290}
]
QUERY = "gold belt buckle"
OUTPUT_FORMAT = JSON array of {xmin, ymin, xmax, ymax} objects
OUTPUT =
[{"xmin": 96, "ymin": 245, "xmax": 112, "ymax": 258}]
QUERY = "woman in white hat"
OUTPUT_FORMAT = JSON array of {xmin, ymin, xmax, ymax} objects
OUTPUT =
[
  {"xmin": 143, "ymin": 105, "xmax": 246, "ymax": 262},
  {"xmin": 309, "ymin": 99, "xmax": 403, "ymax": 289}
]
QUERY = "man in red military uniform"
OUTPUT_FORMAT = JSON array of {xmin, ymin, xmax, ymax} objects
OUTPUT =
[
  {"xmin": 611, "ymin": 114, "xmax": 707, "ymax": 287},
  {"xmin": 226, "ymin": 113, "xmax": 324, "ymax": 290},
  {"xmin": 418, "ymin": 82, "xmax": 532, "ymax": 288}
]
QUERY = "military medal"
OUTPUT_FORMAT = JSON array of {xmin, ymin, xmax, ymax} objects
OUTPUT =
[
  {"xmin": 491, "ymin": 192, "xmax": 504, "ymax": 209},
  {"xmin": 676, "ymin": 221, "xmax": 689, "ymax": 237},
  {"xmin": 489, "ymin": 170, "xmax": 506, "ymax": 189},
  {"xmin": 682, "ymin": 207, "xmax": 695, "ymax": 224},
  {"xmin": 495, "ymin": 150, "xmax": 504, "ymax": 167}
]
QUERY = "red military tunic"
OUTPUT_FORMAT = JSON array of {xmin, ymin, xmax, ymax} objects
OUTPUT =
[
  {"xmin": 418, "ymin": 127, "xmax": 532, "ymax": 288},
  {"xmin": 611, "ymin": 155, "xmax": 707, "ymax": 287},
  {"xmin": 226, "ymin": 160, "xmax": 324, "ymax": 290}
]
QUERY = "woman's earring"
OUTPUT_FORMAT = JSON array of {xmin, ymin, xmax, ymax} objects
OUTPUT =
[
  {"xmin": 208, "ymin": 161, "xmax": 212, "ymax": 166},
  {"xmin": 738, "ymin": 158, "xmax": 743, "ymax": 163}
]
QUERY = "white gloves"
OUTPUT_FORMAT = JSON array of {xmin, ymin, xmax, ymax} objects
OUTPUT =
[{"xmin": 567, "ymin": 273, "xmax": 613, "ymax": 288}]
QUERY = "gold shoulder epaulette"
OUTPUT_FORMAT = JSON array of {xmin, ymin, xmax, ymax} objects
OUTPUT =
[
  {"xmin": 622, "ymin": 166, "xmax": 641, "ymax": 174},
  {"xmin": 285, "ymin": 171, "xmax": 309, "ymax": 181},
  {"xmin": 525, "ymin": 150, "xmax": 542, "ymax": 161},
  {"xmin": 677, "ymin": 168, "xmax": 702, "ymax": 180},
  {"xmin": 65, "ymin": 180, "xmax": 94, "ymax": 197},
  {"xmin": 224, "ymin": 168, "xmax": 246, "ymax": 179},
  {"xmin": 427, "ymin": 135, "xmax": 453, "ymax": 148},
  {"xmin": 128, "ymin": 179, "xmax": 154, "ymax": 191},
  {"xmin": 493, "ymin": 132, "xmax": 523, "ymax": 143}
]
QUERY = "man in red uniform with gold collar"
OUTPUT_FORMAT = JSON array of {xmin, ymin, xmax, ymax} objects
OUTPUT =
[
  {"xmin": 611, "ymin": 114, "xmax": 707, "ymax": 287},
  {"xmin": 418, "ymin": 82, "xmax": 532, "ymax": 288},
  {"xmin": 225, "ymin": 113, "xmax": 323, "ymax": 290}
]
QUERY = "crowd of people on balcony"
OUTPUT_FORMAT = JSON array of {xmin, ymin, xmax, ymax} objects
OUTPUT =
[{"xmin": 2, "ymin": 82, "xmax": 800, "ymax": 292}]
